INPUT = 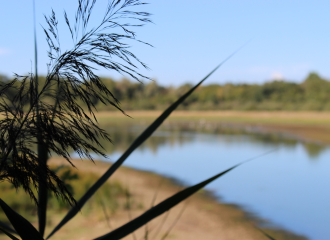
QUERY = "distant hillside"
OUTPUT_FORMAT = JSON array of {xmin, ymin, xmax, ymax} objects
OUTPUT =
[{"xmin": 1, "ymin": 72, "xmax": 330, "ymax": 111}]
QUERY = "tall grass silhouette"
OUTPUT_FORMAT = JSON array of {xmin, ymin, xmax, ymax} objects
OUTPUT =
[{"xmin": 0, "ymin": 1, "xmax": 257, "ymax": 239}]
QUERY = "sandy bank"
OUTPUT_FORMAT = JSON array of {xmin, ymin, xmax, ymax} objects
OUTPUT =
[{"xmin": 45, "ymin": 157, "xmax": 306, "ymax": 240}]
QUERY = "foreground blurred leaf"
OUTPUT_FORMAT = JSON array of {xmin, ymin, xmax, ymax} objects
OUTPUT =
[
  {"xmin": 0, "ymin": 199, "xmax": 44, "ymax": 240},
  {"xmin": 47, "ymin": 51, "xmax": 239, "ymax": 239},
  {"xmin": 0, "ymin": 220, "xmax": 17, "ymax": 234},
  {"xmin": 93, "ymin": 164, "xmax": 240, "ymax": 240},
  {"xmin": 0, "ymin": 225, "xmax": 20, "ymax": 240}
]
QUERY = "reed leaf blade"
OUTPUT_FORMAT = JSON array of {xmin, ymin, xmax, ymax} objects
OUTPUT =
[
  {"xmin": 93, "ymin": 164, "xmax": 240, "ymax": 240},
  {"xmin": 46, "ymin": 52, "xmax": 238, "ymax": 239},
  {"xmin": 37, "ymin": 147, "xmax": 49, "ymax": 237},
  {"xmin": 0, "ymin": 220, "xmax": 17, "ymax": 235},
  {"xmin": 0, "ymin": 225, "xmax": 20, "ymax": 240},
  {"xmin": 33, "ymin": 0, "xmax": 48, "ymax": 236},
  {"xmin": 0, "ymin": 199, "xmax": 44, "ymax": 240}
]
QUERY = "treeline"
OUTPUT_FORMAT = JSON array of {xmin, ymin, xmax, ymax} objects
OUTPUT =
[{"xmin": 1, "ymin": 72, "xmax": 330, "ymax": 111}]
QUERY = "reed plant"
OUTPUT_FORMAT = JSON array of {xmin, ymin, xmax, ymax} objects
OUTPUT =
[
  {"xmin": 0, "ymin": 166, "xmax": 126, "ymax": 223},
  {"xmin": 0, "ymin": 1, "xmax": 248, "ymax": 239}
]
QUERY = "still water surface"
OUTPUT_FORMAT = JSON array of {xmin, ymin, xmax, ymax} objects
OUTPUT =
[{"xmin": 91, "ymin": 124, "xmax": 330, "ymax": 240}]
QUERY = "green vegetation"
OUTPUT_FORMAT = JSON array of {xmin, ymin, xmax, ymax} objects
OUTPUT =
[
  {"xmin": 98, "ymin": 72, "xmax": 330, "ymax": 111},
  {"xmin": 2, "ymin": 72, "xmax": 328, "ymax": 111},
  {"xmin": 0, "ymin": 166, "xmax": 128, "ymax": 224}
]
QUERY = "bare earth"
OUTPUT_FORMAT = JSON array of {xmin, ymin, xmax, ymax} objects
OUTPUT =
[{"xmin": 45, "ymin": 157, "xmax": 305, "ymax": 240}]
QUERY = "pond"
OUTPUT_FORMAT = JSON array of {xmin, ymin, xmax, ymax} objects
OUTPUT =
[{"xmin": 83, "ymin": 123, "xmax": 330, "ymax": 240}]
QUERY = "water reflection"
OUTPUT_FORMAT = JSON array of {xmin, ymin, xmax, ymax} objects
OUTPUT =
[
  {"xmin": 98, "ymin": 122, "xmax": 326, "ymax": 159},
  {"xmin": 79, "ymin": 121, "xmax": 330, "ymax": 240},
  {"xmin": 97, "ymin": 124, "xmax": 195, "ymax": 155}
]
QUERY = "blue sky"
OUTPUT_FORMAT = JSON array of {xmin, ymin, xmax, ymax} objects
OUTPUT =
[{"xmin": 1, "ymin": 1, "xmax": 330, "ymax": 86}]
